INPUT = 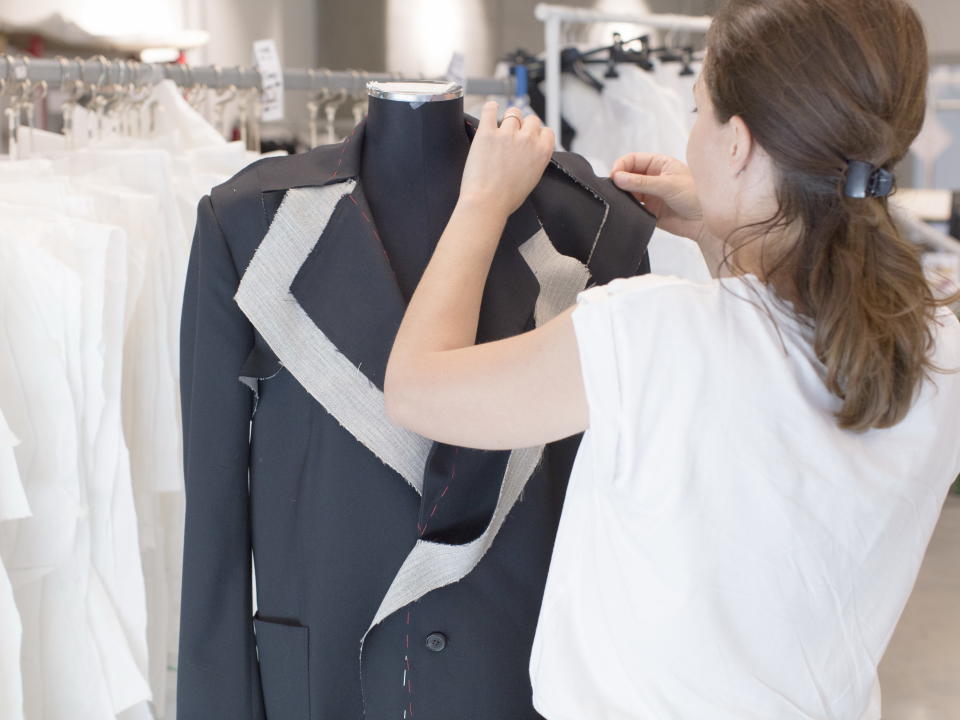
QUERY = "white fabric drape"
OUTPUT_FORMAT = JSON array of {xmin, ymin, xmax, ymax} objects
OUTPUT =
[
  {"xmin": 0, "ymin": 79, "xmax": 279, "ymax": 720},
  {"xmin": 561, "ymin": 61, "xmax": 712, "ymax": 283}
]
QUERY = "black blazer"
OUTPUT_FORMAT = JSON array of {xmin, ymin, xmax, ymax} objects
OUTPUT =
[{"xmin": 177, "ymin": 116, "xmax": 655, "ymax": 720}]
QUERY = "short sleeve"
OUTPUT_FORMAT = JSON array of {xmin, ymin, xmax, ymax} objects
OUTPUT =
[
  {"xmin": 570, "ymin": 274, "xmax": 710, "ymax": 485},
  {"xmin": 571, "ymin": 284, "xmax": 624, "ymax": 482}
]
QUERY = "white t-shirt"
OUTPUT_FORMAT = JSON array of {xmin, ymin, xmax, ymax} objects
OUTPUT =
[{"xmin": 529, "ymin": 273, "xmax": 960, "ymax": 720}]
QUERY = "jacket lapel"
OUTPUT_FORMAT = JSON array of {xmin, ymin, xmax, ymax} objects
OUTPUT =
[{"xmin": 234, "ymin": 180, "xmax": 434, "ymax": 495}]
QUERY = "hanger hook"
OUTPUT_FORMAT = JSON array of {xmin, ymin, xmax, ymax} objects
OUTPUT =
[
  {"xmin": 92, "ymin": 54, "xmax": 109, "ymax": 89},
  {"xmin": 3, "ymin": 54, "xmax": 20, "ymax": 87},
  {"xmin": 55, "ymin": 56, "xmax": 70, "ymax": 93}
]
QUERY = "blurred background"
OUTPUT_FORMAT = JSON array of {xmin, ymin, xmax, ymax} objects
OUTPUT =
[{"xmin": 0, "ymin": 1, "xmax": 956, "ymax": 719}]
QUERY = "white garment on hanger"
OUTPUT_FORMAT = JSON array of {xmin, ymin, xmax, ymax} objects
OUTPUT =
[
  {"xmin": 0, "ymin": 408, "xmax": 29, "ymax": 720},
  {"xmin": 0, "ymin": 208, "xmax": 152, "ymax": 718},
  {"xmin": 562, "ymin": 62, "xmax": 712, "ymax": 283},
  {"xmin": 1, "ymin": 80, "xmax": 280, "ymax": 718}
]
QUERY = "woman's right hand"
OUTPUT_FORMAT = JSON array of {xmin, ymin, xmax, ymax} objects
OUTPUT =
[{"xmin": 611, "ymin": 153, "xmax": 705, "ymax": 242}]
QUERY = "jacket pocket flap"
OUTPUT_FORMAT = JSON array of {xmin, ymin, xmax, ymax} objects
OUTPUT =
[{"xmin": 253, "ymin": 614, "xmax": 310, "ymax": 719}]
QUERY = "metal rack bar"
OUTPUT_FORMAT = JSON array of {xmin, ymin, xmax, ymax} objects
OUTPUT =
[
  {"xmin": 534, "ymin": 3, "xmax": 712, "ymax": 143},
  {"xmin": 0, "ymin": 56, "xmax": 514, "ymax": 97}
]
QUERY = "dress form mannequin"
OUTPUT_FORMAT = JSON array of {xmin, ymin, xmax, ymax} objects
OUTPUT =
[{"xmin": 360, "ymin": 82, "xmax": 472, "ymax": 301}]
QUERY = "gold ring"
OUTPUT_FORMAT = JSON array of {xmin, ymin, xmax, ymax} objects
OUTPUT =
[{"xmin": 501, "ymin": 112, "xmax": 522, "ymax": 126}]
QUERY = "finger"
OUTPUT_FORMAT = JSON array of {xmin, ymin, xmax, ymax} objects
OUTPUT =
[
  {"xmin": 612, "ymin": 170, "xmax": 672, "ymax": 198},
  {"xmin": 610, "ymin": 152, "xmax": 663, "ymax": 177},
  {"xmin": 479, "ymin": 101, "xmax": 499, "ymax": 132},
  {"xmin": 519, "ymin": 113, "xmax": 542, "ymax": 137},
  {"xmin": 500, "ymin": 109, "xmax": 523, "ymax": 134},
  {"xmin": 540, "ymin": 126, "xmax": 556, "ymax": 154}
]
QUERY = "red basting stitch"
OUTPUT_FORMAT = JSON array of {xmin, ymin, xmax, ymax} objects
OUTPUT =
[
  {"xmin": 418, "ymin": 448, "xmax": 460, "ymax": 537},
  {"xmin": 346, "ymin": 189, "xmax": 397, "ymax": 273},
  {"xmin": 327, "ymin": 125, "xmax": 358, "ymax": 182},
  {"xmin": 403, "ymin": 610, "xmax": 415, "ymax": 718}
]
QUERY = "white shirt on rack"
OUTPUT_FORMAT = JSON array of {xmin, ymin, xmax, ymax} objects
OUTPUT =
[
  {"xmin": 561, "ymin": 64, "xmax": 712, "ymax": 283},
  {"xmin": 529, "ymin": 273, "xmax": 960, "ymax": 720},
  {"xmin": 0, "ymin": 408, "xmax": 28, "ymax": 720},
  {"xmin": 0, "ymin": 81, "xmax": 277, "ymax": 719}
]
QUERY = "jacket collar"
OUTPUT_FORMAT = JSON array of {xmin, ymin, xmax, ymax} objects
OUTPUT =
[
  {"xmin": 258, "ymin": 119, "xmax": 367, "ymax": 192},
  {"xmin": 258, "ymin": 115, "xmax": 480, "ymax": 193},
  {"xmin": 255, "ymin": 113, "xmax": 609, "ymax": 203}
]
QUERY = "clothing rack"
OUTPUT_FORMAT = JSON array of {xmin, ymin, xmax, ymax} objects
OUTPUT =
[
  {"xmin": 534, "ymin": 3, "xmax": 712, "ymax": 141},
  {"xmin": 0, "ymin": 55, "xmax": 515, "ymax": 98}
]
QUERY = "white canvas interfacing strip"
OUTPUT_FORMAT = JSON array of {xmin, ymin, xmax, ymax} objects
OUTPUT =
[
  {"xmin": 519, "ymin": 227, "xmax": 592, "ymax": 326},
  {"xmin": 235, "ymin": 182, "xmax": 432, "ymax": 495},
  {"xmin": 360, "ymin": 223, "xmax": 591, "ymax": 669}
]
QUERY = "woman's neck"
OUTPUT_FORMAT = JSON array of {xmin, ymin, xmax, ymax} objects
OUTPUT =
[{"xmin": 703, "ymin": 223, "xmax": 806, "ymax": 308}]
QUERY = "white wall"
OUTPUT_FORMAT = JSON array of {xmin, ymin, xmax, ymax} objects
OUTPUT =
[
  {"xmin": 909, "ymin": 0, "xmax": 960, "ymax": 59},
  {"xmin": 182, "ymin": 0, "xmax": 319, "ymax": 140},
  {"xmin": 0, "ymin": 0, "xmax": 183, "ymax": 36},
  {"xmin": 183, "ymin": 0, "xmax": 317, "ymax": 69},
  {"xmin": 385, "ymin": 0, "xmax": 493, "ymax": 77}
]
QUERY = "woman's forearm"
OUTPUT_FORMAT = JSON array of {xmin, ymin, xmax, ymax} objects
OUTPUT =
[
  {"xmin": 383, "ymin": 102, "xmax": 559, "ymax": 437},
  {"xmin": 386, "ymin": 198, "xmax": 507, "ymax": 388}
]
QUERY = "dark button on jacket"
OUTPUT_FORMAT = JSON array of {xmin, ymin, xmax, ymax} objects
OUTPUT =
[{"xmin": 425, "ymin": 633, "xmax": 448, "ymax": 653}]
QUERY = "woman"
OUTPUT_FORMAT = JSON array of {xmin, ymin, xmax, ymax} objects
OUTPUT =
[{"xmin": 384, "ymin": 0, "xmax": 960, "ymax": 717}]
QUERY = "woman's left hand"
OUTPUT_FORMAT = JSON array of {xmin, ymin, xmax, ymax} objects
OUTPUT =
[{"xmin": 459, "ymin": 100, "xmax": 556, "ymax": 218}]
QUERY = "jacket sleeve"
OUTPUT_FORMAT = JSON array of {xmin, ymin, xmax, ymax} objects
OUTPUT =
[{"xmin": 177, "ymin": 194, "xmax": 264, "ymax": 719}]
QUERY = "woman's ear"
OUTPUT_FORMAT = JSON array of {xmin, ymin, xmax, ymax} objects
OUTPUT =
[{"xmin": 728, "ymin": 115, "xmax": 753, "ymax": 177}]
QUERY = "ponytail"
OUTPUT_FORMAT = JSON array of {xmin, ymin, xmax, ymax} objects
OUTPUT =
[
  {"xmin": 707, "ymin": 0, "xmax": 956, "ymax": 431},
  {"xmin": 801, "ymin": 195, "xmax": 940, "ymax": 430}
]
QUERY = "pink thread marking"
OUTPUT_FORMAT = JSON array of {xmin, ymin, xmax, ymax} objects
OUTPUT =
[
  {"xmin": 327, "ymin": 124, "xmax": 360, "ymax": 182},
  {"xmin": 346, "ymin": 189, "xmax": 395, "ymax": 273},
  {"xmin": 419, "ymin": 448, "xmax": 461, "ymax": 537},
  {"xmin": 404, "ymin": 611, "xmax": 415, "ymax": 717}
]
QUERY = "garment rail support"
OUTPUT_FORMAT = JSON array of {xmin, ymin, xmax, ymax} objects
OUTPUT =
[{"xmin": 534, "ymin": 3, "xmax": 712, "ymax": 146}]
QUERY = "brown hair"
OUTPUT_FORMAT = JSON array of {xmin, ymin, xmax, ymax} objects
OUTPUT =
[{"xmin": 705, "ymin": 0, "xmax": 956, "ymax": 431}]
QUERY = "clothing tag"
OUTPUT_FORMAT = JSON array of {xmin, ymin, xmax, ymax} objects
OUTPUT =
[
  {"xmin": 446, "ymin": 51, "xmax": 466, "ymax": 91},
  {"xmin": 253, "ymin": 39, "xmax": 285, "ymax": 122}
]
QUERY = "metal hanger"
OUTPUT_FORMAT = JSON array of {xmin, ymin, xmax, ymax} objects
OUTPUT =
[
  {"xmin": 306, "ymin": 68, "xmax": 332, "ymax": 149},
  {"xmin": 212, "ymin": 65, "xmax": 239, "ymax": 138}
]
